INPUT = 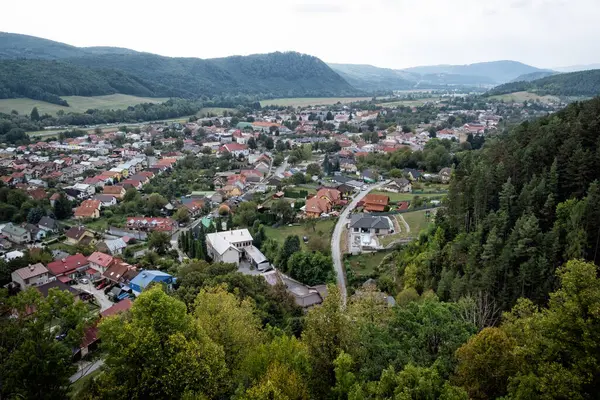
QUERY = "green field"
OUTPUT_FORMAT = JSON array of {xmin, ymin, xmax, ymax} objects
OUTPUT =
[
  {"xmin": 376, "ymin": 99, "xmax": 432, "ymax": 107},
  {"xmin": 345, "ymin": 250, "xmax": 391, "ymax": 279},
  {"xmin": 260, "ymin": 97, "xmax": 371, "ymax": 107},
  {"xmin": 0, "ymin": 94, "xmax": 170, "ymax": 115},
  {"xmin": 488, "ymin": 91, "xmax": 560, "ymax": 103},
  {"xmin": 197, "ymin": 107, "xmax": 236, "ymax": 117},
  {"xmin": 264, "ymin": 219, "xmax": 336, "ymax": 247}
]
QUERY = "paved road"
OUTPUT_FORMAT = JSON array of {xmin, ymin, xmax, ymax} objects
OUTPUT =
[{"xmin": 331, "ymin": 182, "xmax": 385, "ymax": 305}]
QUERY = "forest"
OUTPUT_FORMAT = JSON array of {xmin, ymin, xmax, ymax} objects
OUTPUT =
[{"xmin": 488, "ymin": 69, "xmax": 600, "ymax": 97}]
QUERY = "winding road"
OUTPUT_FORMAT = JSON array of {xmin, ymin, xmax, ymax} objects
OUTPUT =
[{"xmin": 331, "ymin": 182, "xmax": 385, "ymax": 305}]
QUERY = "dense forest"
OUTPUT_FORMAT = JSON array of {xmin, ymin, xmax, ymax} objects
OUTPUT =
[
  {"xmin": 0, "ymin": 32, "xmax": 359, "ymax": 102},
  {"xmin": 488, "ymin": 69, "xmax": 600, "ymax": 97}
]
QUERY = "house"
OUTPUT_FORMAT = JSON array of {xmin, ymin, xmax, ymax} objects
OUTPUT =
[
  {"xmin": 2, "ymin": 223, "xmax": 31, "ymax": 244},
  {"xmin": 38, "ymin": 216, "xmax": 59, "ymax": 233},
  {"xmin": 96, "ymin": 237, "xmax": 128, "ymax": 255},
  {"xmin": 361, "ymin": 169, "xmax": 379, "ymax": 183},
  {"xmin": 78, "ymin": 299, "xmax": 133, "ymax": 358},
  {"xmin": 363, "ymin": 194, "xmax": 389, "ymax": 212},
  {"xmin": 92, "ymin": 194, "xmax": 118, "ymax": 208},
  {"xmin": 219, "ymin": 143, "xmax": 249, "ymax": 158},
  {"xmin": 439, "ymin": 167, "xmax": 452, "ymax": 183},
  {"xmin": 102, "ymin": 260, "xmax": 137, "ymax": 284},
  {"xmin": 350, "ymin": 214, "xmax": 392, "ymax": 235},
  {"xmin": 74, "ymin": 199, "xmax": 101, "ymax": 219},
  {"xmin": 21, "ymin": 223, "xmax": 45, "ymax": 241},
  {"xmin": 262, "ymin": 269, "xmax": 325, "ymax": 308},
  {"xmin": 404, "ymin": 168, "xmax": 422, "ymax": 181},
  {"xmin": 126, "ymin": 217, "xmax": 176, "ymax": 232},
  {"xmin": 383, "ymin": 178, "xmax": 412, "ymax": 193},
  {"xmin": 103, "ymin": 185, "xmax": 127, "ymax": 200},
  {"xmin": 65, "ymin": 226, "xmax": 96, "ymax": 246},
  {"xmin": 47, "ymin": 253, "xmax": 90, "ymax": 281},
  {"xmin": 304, "ymin": 188, "xmax": 342, "ymax": 218},
  {"xmin": 11, "ymin": 263, "xmax": 49, "ymax": 289},
  {"xmin": 183, "ymin": 200, "xmax": 205, "ymax": 218},
  {"xmin": 36, "ymin": 280, "xmax": 83, "ymax": 299},
  {"xmin": 72, "ymin": 183, "xmax": 95, "ymax": 198},
  {"xmin": 206, "ymin": 229, "xmax": 254, "ymax": 265},
  {"xmin": 129, "ymin": 270, "xmax": 175, "ymax": 295},
  {"xmin": 87, "ymin": 252, "xmax": 114, "ymax": 274}
]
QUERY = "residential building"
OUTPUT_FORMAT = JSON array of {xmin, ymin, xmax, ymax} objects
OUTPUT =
[
  {"xmin": 79, "ymin": 299, "xmax": 133, "ymax": 358},
  {"xmin": 262, "ymin": 269, "xmax": 325, "ymax": 308},
  {"xmin": 219, "ymin": 143, "xmax": 249, "ymax": 158},
  {"xmin": 206, "ymin": 229, "xmax": 254, "ymax": 265},
  {"xmin": 362, "ymin": 194, "xmax": 389, "ymax": 212},
  {"xmin": 383, "ymin": 178, "xmax": 412, "ymax": 193},
  {"xmin": 129, "ymin": 270, "xmax": 175, "ymax": 295},
  {"xmin": 38, "ymin": 216, "xmax": 59, "ymax": 233},
  {"xmin": 96, "ymin": 237, "xmax": 128, "ymax": 255},
  {"xmin": 126, "ymin": 217, "xmax": 177, "ymax": 232},
  {"xmin": 92, "ymin": 194, "xmax": 118, "ymax": 208},
  {"xmin": 350, "ymin": 214, "xmax": 392, "ymax": 235},
  {"xmin": 47, "ymin": 253, "xmax": 90, "ymax": 281},
  {"xmin": 2, "ymin": 223, "xmax": 31, "ymax": 244},
  {"xmin": 74, "ymin": 199, "xmax": 101, "ymax": 219},
  {"xmin": 87, "ymin": 252, "xmax": 114, "ymax": 273},
  {"xmin": 103, "ymin": 185, "xmax": 127, "ymax": 199},
  {"xmin": 65, "ymin": 226, "xmax": 95, "ymax": 246},
  {"xmin": 304, "ymin": 188, "xmax": 342, "ymax": 218},
  {"xmin": 11, "ymin": 263, "xmax": 49, "ymax": 288}
]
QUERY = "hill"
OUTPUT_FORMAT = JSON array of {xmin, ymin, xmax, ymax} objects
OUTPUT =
[
  {"xmin": 0, "ymin": 32, "xmax": 358, "ymax": 103},
  {"xmin": 403, "ymin": 60, "xmax": 549, "ymax": 84},
  {"xmin": 488, "ymin": 69, "xmax": 600, "ymax": 97},
  {"xmin": 328, "ymin": 63, "xmax": 415, "ymax": 91},
  {"xmin": 509, "ymin": 71, "xmax": 558, "ymax": 83},
  {"xmin": 554, "ymin": 63, "xmax": 600, "ymax": 73}
]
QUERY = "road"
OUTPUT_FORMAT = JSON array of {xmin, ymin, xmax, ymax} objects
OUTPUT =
[
  {"xmin": 70, "ymin": 359, "xmax": 104, "ymax": 383},
  {"xmin": 330, "ymin": 182, "xmax": 385, "ymax": 305}
]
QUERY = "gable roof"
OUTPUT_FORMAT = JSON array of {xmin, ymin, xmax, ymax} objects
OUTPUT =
[
  {"xmin": 87, "ymin": 252, "xmax": 114, "ymax": 268},
  {"xmin": 2, "ymin": 223, "xmax": 28, "ymax": 237},
  {"xmin": 350, "ymin": 214, "xmax": 390, "ymax": 230},
  {"xmin": 13, "ymin": 263, "xmax": 48, "ymax": 280},
  {"xmin": 47, "ymin": 253, "xmax": 89, "ymax": 276},
  {"xmin": 65, "ymin": 226, "xmax": 91, "ymax": 240},
  {"xmin": 38, "ymin": 216, "xmax": 58, "ymax": 230},
  {"xmin": 364, "ymin": 194, "xmax": 389, "ymax": 206}
]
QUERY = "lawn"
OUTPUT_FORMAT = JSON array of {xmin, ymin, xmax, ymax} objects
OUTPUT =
[
  {"xmin": 0, "ymin": 94, "xmax": 170, "ymax": 115},
  {"xmin": 345, "ymin": 250, "xmax": 391, "ymax": 279},
  {"xmin": 378, "ymin": 209, "xmax": 435, "ymax": 246},
  {"xmin": 48, "ymin": 242, "xmax": 77, "ymax": 255},
  {"xmin": 260, "ymin": 97, "xmax": 371, "ymax": 107},
  {"xmin": 197, "ymin": 107, "xmax": 236, "ymax": 117},
  {"xmin": 264, "ymin": 219, "xmax": 336, "ymax": 247},
  {"xmin": 369, "ymin": 190, "xmax": 446, "ymax": 203},
  {"xmin": 488, "ymin": 91, "xmax": 560, "ymax": 104}
]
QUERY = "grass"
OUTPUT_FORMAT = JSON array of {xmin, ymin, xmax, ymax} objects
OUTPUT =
[
  {"xmin": 402, "ymin": 209, "xmax": 434, "ymax": 236},
  {"xmin": 345, "ymin": 250, "xmax": 391, "ymax": 278},
  {"xmin": 264, "ymin": 219, "xmax": 336, "ymax": 247},
  {"xmin": 376, "ymin": 99, "xmax": 432, "ymax": 107},
  {"xmin": 488, "ymin": 91, "xmax": 560, "ymax": 103},
  {"xmin": 70, "ymin": 369, "xmax": 102, "ymax": 399},
  {"xmin": 260, "ymin": 97, "xmax": 371, "ymax": 107},
  {"xmin": 0, "ymin": 94, "xmax": 170, "ymax": 115},
  {"xmin": 369, "ymin": 190, "xmax": 446, "ymax": 203},
  {"xmin": 197, "ymin": 107, "xmax": 236, "ymax": 117},
  {"xmin": 48, "ymin": 242, "xmax": 77, "ymax": 254}
]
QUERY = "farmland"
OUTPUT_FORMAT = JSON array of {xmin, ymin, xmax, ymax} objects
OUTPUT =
[
  {"xmin": 0, "ymin": 94, "xmax": 170, "ymax": 115},
  {"xmin": 260, "ymin": 97, "xmax": 370, "ymax": 107},
  {"xmin": 488, "ymin": 91, "xmax": 560, "ymax": 103}
]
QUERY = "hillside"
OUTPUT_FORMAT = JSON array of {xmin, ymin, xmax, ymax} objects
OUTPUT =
[
  {"xmin": 0, "ymin": 32, "xmax": 358, "ymax": 103},
  {"xmin": 509, "ymin": 70, "xmax": 558, "ymax": 83},
  {"xmin": 328, "ymin": 63, "xmax": 416, "ymax": 91},
  {"xmin": 403, "ymin": 60, "xmax": 549, "ymax": 83},
  {"xmin": 488, "ymin": 69, "xmax": 600, "ymax": 97}
]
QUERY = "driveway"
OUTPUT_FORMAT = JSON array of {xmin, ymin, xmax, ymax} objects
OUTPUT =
[
  {"xmin": 73, "ymin": 281, "xmax": 113, "ymax": 311},
  {"xmin": 330, "ymin": 182, "xmax": 386, "ymax": 305}
]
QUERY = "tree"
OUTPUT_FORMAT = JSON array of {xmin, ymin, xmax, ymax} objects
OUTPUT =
[
  {"xmin": 233, "ymin": 202, "xmax": 258, "ymax": 227},
  {"xmin": 306, "ymin": 163, "xmax": 322, "ymax": 177},
  {"xmin": 27, "ymin": 207, "xmax": 45, "ymax": 224},
  {"xmin": 0, "ymin": 288, "xmax": 89, "ymax": 400},
  {"xmin": 148, "ymin": 231, "xmax": 171, "ymax": 255},
  {"xmin": 30, "ymin": 106, "xmax": 40, "ymax": 121},
  {"xmin": 174, "ymin": 207, "xmax": 190, "ymax": 224},
  {"xmin": 53, "ymin": 192, "xmax": 72, "ymax": 219},
  {"xmin": 123, "ymin": 188, "xmax": 141, "ymax": 203},
  {"xmin": 271, "ymin": 199, "xmax": 295, "ymax": 224},
  {"xmin": 326, "ymin": 111, "xmax": 334, "ymax": 121},
  {"xmin": 266, "ymin": 137, "xmax": 274, "ymax": 150},
  {"xmin": 287, "ymin": 251, "xmax": 333, "ymax": 286},
  {"xmin": 95, "ymin": 286, "xmax": 228, "ymax": 399},
  {"xmin": 248, "ymin": 137, "xmax": 257, "ymax": 150},
  {"xmin": 146, "ymin": 193, "xmax": 168, "ymax": 216},
  {"xmin": 279, "ymin": 235, "xmax": 301, "ymax": 271}
]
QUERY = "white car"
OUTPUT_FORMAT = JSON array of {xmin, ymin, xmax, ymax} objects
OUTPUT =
[
  {"xmin": 361, "ymin": 185, "xmax": 368, "ymax": 191},
  {"xmin": 79, "ymin": 278, "xmax": 90, "ymax": 284}
]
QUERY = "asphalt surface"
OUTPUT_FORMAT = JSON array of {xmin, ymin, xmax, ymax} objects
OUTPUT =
[{"xmin": 330, "ymin": 182, "xmax": 385, "ymax": 305}]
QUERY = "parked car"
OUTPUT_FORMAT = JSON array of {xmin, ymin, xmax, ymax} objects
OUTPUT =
[{"xmin": 79, "ymin": 278, "xmax": 89, "ymax": 284}]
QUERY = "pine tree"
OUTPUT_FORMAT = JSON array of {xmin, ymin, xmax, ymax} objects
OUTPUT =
[{"xmin": 30, "ymin": 107, "xmax": 40, "ymax": 121}]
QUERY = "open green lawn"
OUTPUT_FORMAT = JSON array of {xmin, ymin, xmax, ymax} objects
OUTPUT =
[
  {"xmin": 378, "ymin": 209, "xmax": 435, "ymax": 246},
  {"xmin": 369, "ymin": 190, "xmax": 446, "ymax": 203},
  {"xmin": 345, "ymin": 250, "xmax": 391, "ymax": 278},
  {"xmin": 488, "ymin": 91, "xmax": 560, "ymax": 104},
  {"xmin": 260, "ymin": 97, "xmax": 371, "ymax": 107},
  {"xmin": 0, "ymin": 94, "xmax": 170, "ymax": 115},
  {"xmin": 264, "ymin": 219, "xmax": 336, "ymax": 247},
  {"xmin": 197, "ymin": 107, "xmax": 236, "ymax": 117}
]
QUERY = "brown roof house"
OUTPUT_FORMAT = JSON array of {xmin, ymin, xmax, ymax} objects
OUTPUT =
[
  {"xmin": 304, "ymin": 188, "xmax": 342, "ymax": 218},
  {"xmin": 74, "ymin": 199, "xmax": 101, "ymax": 219},
  {"xmin": 65, "ymin": 226, "xmax": 96, "ymax": 246}
]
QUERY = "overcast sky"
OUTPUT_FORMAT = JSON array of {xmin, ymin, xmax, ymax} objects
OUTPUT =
[{"xmin": 3, "ymin": 0, "xmax": 599, "ymax": 69}]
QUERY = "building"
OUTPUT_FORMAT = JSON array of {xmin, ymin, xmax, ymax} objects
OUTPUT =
[
  {"xmin": 96, "ymin": 237, "xmax": 128, "ymax": 255},
  {"xmin": 65, "ymin": 226, "xmax": 96, "ymax": 246},
  {"xmin": 219, "ymin": 143, "xmax": 249, "ymax": 158},
  {"xmin": 74, "ymin": 199, "xmax": 101, "ymax": 219},
  {"xmin": 362, "ymin": 194, "xmax": 389, "ymax": 212},
  {"xmin": 129, "ymin": 270, "xmax": 175, "ymax": 295},
  {"xmin": 2, "ymin": 223, "xmax": 31, "ymax": 244},
  {"xmin": 47, "ymin": 253, "xmax": 90, "ymax": 282},
  {"xmin": 304, "ymin": 188, "xmax": 342, "ymax": 218},
  {"xmin": 11, "ymin": 263, "xmax": 49, "ymax": 288},
  {"xmin": 103, "ymin": 185, "xmax": 127, "ymax": 199},
  {"xmin": 92, "ymin": 194, "xmax": 118, "ymax": 208},
  {"xmin": 350, "ymin": 214, "xmax": 392, "ymax": 235},
  {"xmin": 262, "ymin": 269, "xmax": 325, "ymax": 308},
  {"xmin": 38, "ymin": 216, "xmax": 59, "ymax": 233},
  {"xmin": 206, "ymin": 229, "xmax": 254, "ymax": 265},
  {"xmin": 79, "ymin": 299, "xmax": 133, "ymax": 358},
  {"xmin": 87, "ymin": 252, "xmax": 114, "ymax": 274},
  {"xmin": 126, "ymin": 217, "xmax": 177, "ymax": 233},
  {"xmin": 383, "ymin": 178, "xmax": 412, "ymax": 193}
]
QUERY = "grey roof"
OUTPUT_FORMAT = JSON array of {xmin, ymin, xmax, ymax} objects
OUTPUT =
[
  {"xmin": 393, "ymin": 178, "xmax": 410, "ymax": 186},
  {"xmin": 93, "ymin": 194, "xmax": 117, "ymax": 203},
  {"xmin": 350, "ymin": 214, "xmax": 390, "ymax": 230},
  {"xmin": 38, "ymin": 216, "xmax": 58, "ymax": 230}
]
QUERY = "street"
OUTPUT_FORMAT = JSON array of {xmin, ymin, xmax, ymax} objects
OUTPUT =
[{"xmin": 330, "ymin": 182, "xmax": 385, "ymax": 306}]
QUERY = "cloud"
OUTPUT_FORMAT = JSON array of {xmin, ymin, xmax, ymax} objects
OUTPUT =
[
  {"xmin": 510, "ymin": 0, "xmax": 531, "ymax": 8},
  {"xmin": 292, "ymin": 3, "xmax": 345, "ymax": 13}
]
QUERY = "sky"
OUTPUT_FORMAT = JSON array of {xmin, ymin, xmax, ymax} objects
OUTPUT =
[{"xmin": 3, "ymin": 0, "xmax": 600, "ymax": 69}]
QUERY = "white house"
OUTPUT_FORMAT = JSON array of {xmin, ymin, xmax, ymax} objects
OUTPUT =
[
  {"xmin": 206, "ymin": 229, "xmax": 260, "ymax": 266},
  {"xmin": 72, "ymin": 183, "xmax": 95, "ymax": 198},
  {"xmin": 220, "ymin": 143, "xmax": 249, "ymax": 158}
]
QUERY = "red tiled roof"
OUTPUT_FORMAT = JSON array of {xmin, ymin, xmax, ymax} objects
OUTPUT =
[
  {"xmin": 47, "ymin": 253, "xmax": 89, "ymax": 276},
  {"xmin": 87, "ymin": 252, "xmax": 114, "ymax": 268}
]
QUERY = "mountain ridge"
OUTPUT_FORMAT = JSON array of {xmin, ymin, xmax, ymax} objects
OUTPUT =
[{"xmin": 487, "ymin": 69, "xmax": 600, "ymax": 97}]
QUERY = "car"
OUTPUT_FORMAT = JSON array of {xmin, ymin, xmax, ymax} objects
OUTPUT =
[
  {"xmin": 79, "ymin": 278, "xmax": 89, "ymax": 284},
  {"xmin": 361, "ymin": 185, "xmax": 368, "ymax": 191}
]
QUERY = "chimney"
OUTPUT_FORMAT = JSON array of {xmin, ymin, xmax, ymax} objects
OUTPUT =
[{"xmin": 29, "ymin": 265, "xmax": 35, "ymax": 271}]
